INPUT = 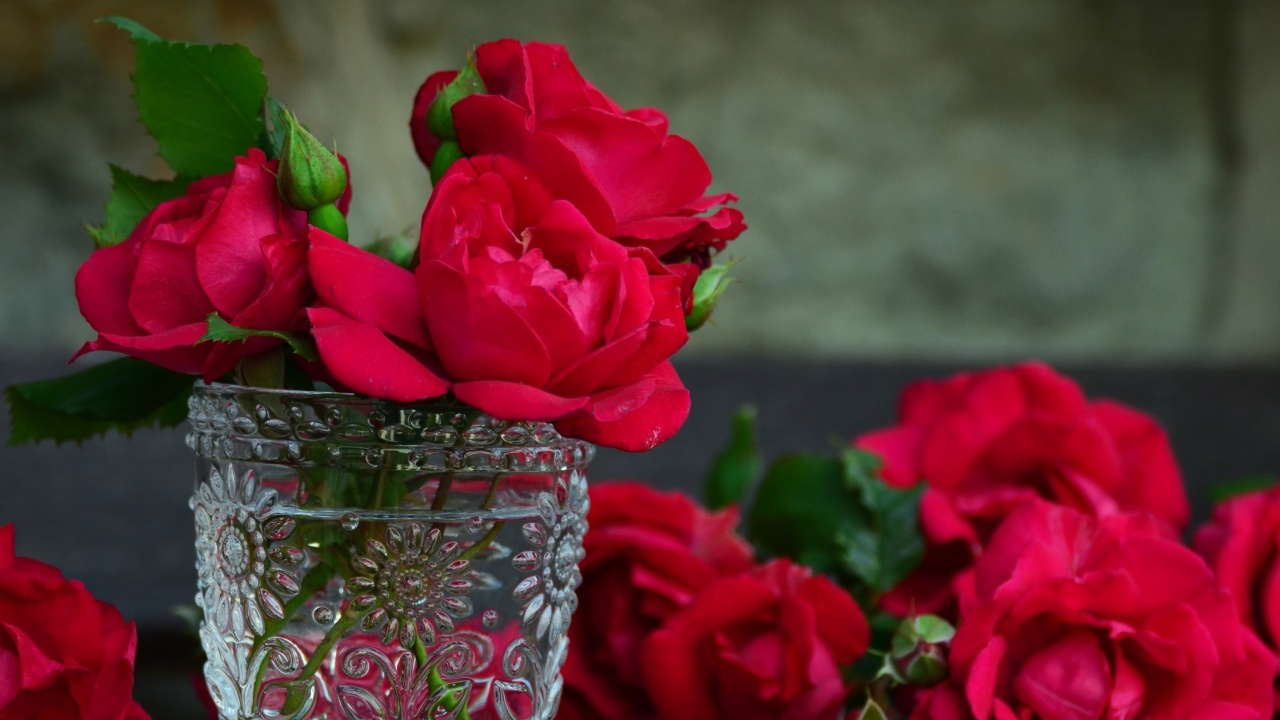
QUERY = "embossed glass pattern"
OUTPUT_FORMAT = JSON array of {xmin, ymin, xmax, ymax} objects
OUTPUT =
[{"xmin": 187, "ymin": 383, "xmax": 592, "ymax": 720}]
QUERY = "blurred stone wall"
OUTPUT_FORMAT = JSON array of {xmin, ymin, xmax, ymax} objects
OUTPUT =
[{"xmin": 2, "ymin": 0, "xmax": 1278, "ymax": 363}]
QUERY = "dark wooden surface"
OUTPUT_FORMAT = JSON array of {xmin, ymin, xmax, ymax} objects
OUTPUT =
[{"xmin": 4, "ymin": 355, "xmax": 1280, "ymax": 717}]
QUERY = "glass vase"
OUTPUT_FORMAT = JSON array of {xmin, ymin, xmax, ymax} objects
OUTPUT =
[{"xmin": 186, "ymin": 383, "xmax": 593, "ymax": 720}]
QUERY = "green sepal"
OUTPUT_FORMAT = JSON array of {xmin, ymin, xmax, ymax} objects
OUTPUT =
[
  {"xmin": 705, "ymin": 405, "xmax": 760, "ymax": 509},
  {"xmin": 87, "ymin": 164, "xmax": 190, "ymax": 248},
  {"xmin": 104, "ymin": 16, "xmax": 267, "ymax": 178},
  {"xmin": 891, "ymin": 614, "xmax": 955, "ymax": 657},
  {"xmin": 5, "ymin": 357, "xmax": 193, "ymax": 446},
  {"xmin": 1209, "ymin": 475, "xmax": 1279, "ymax": 504},
  {"xmin": 199, "ymin": 314, "xmax": 319, "ymax": 363},
  {"xmin": 426, "ymin": 53, "xmax": 486, "ymax": 141},
  {"xmin": 836, "ymin": 449, "xmax": 926, "ymax": 592},
  {"xmin": 686, "ymin": 261, "xmax": 736, "ymax": 331},
  {"xmin": 856, "ymin": 697, "xmax": 890, "ymax": 720}
]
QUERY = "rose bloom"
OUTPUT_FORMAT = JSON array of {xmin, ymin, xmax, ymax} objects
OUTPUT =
[
  {"xmin": 558, "ymin": 482, "xmax": 755, "ymax": 720},
  {"xmin": 854, "ymin": 362, "xmax": 1188, "ymax": 616},
  {"xmin": 411, "ymin": 39, "xmax": 744, "ymax": 271},
  {"xmin": 309, "ymin": 156, "xmax": 692, "ymax": 451},
  {"xmin": 642, "ymin": 559, "xmax": 869, "ymax": 720},
  {"xmin": 0, "ymin": 525, "xmax": 149, "ymax": 719},
  {"xmin": 74, "ymin": 148, "xmax": 336, "ymax": 380},
  {"xmin": 913, "ymin": 501, "xmax": 1274, "ymax": 720},
  {"xmin": 1194, "ymin": 483, "xmax": 1280, "ymax": 711}
]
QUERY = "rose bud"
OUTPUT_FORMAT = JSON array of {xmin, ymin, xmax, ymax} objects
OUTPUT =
[
  {"xmin": 685, "ymin": 262, "xmax": 734, "ymax": 331},
  {"xmin": 276, "ymin": 108, "xmax": 349, "ymax": 239},
  {"xmin": 426, "ymin": 53, "xmax": 485, "ymax": 141},
  {"xmin": 889, "ymin": 614, "xmax": 954, "ymax": 687}
]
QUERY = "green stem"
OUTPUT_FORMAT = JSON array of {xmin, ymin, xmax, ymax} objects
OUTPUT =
[
  {"xmin": 295, "ymin": 609, "xmax": 359, "ymax": 684},
  {"xmin": 456, "ymin": 521, "xmax": 504, "ymax": 562},
  {"xmin": 416, "ymin": 636, "xmax": 471, "ymax": 720},
  {"xmin": 429, "ymin": 472, "xmax": 454, "ymax": 535}
]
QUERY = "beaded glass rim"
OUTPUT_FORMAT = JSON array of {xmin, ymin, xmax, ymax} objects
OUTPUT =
[{"xmin": 185, "ymin": 382, "xmax": 595, "ymax": 472}]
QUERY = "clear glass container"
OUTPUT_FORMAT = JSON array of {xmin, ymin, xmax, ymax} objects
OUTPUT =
[{"xmin": 186, "ymin": 383, "xmax": 593, "ymax": 720}]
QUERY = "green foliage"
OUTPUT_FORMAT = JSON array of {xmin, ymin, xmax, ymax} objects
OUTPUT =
[
  {"xmin": 705, "ymin": 405, "xmax": 761, "ymax": 509},
  {"xmin": 836, "ymin": 449, "xmax": 926, "ymax": 592},
  {"xmin": 6, "ymin": 357, "xmax": 192, "ymax": 445},
  {"xmin": 200, "ymin": 314, "xmax": 319, "ymax": 362},
  {"xmin": 367, "ymin": 230, "xmax": 418, "ymax": 269},
  {"xmin": 1209, "ymin": 475, "xmax": 1279, "ymax": 504},
  {"xmin": 749, "ymin": 454, "xmax": 861, "ymax": 573},
  {"xmin": 748, "ymin": 448, "xmax": 926, "ymax": 594},
  {"xmin": 262, "ymin": 96, "xmax": 290, "ymax": 158},
  {"xmin": 86, "ymin": 165, "xmax": 189, "ymax": 248},
  {"xmin": 105, "ymin": 16, "xmax": 267, "ymax": 178}
]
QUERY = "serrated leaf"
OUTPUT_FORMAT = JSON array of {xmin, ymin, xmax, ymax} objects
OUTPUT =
[
  {"xmin": 705, "ymin": 405, "xmax": 760, "ymax": 509},
  {"xmin": 1209, "ymin": 475, "xmax": 1279, "ymax": 504},
  {"xmin": 6, "ymin": 357, "xmax": 193, "ymax": 445},
  {"xmin": 837, "ymin": 449, "xmax": 926, "ymax": 592},
  {"xmin": 263, "ymin": 96, "xmax": 290, "ymax": 158},
  {"xmin": 199, "ymin": 313, "xmax": 318, "ymax": 362},
  {"xmin": 91, "ymin": 165, "xmax": 189, "ymax": 247},
  {"xmin": 748, "ymin": 454, "xmax": 866, "ymax": 573},
  {"xmin": 101, "ymin": 15, "xmax": 160, "ymax": 42},
  {"xmin": 106, "ymin": 16, "xmax": 267, "ymax": 177}
]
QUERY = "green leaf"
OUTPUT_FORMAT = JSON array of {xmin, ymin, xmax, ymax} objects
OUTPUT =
[
  {"xmin": 6, "ymin": 357, "xmax": 193, "ymax": 445},
  {"xmin": 748, "ymin": 454, "xmax": 866, "ymax": 573},
  {"xmin": 199, "ymin": 314, "xmax": 318, "ymax": 362},
  {"xmin": 89, "ymin": 164, "xmax": 189, "ymax": 248},
  {"xmin": 262, "ymin": 96, "xmax": 290, "ymax": 158},
  {"xmin": 705, "ymin": 405, "xmax": 761, "ymax": 509},
  {"xmin": 836, "ymin": 449, "xmax": 926, "ymax": 592},
  {"xmin": 106, "ymin": 16, "xmax": 267, "ymax": 177},
  {"xmin": 1209, "ymin": 475, "xmax": 1278, "ymax": 504}
]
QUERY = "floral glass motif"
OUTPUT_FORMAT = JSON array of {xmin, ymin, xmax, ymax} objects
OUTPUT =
[{"xmin": 189, "ymin": 383, "xmax": 593, "ymax": 719}]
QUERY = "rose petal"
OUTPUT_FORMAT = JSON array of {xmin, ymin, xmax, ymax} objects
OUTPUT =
[
  {"xmin": 452, "ymin": 380, "xmax": 587, "ymax": 421},
  {"xmin": 555, "ymin": 361, "xmax": 689, "ymax": 452},
  {"xmin": 74, "ymin": 240, "xmax": 143, "ymax": 336},
  {"xmin": 308, "ymin": 308, "xmax": 449, "ymax": 402},
  {"xmin": 309, "ymin": 229, "xmax": 429, "ymax": 348},
  {"xmin": 417, "ymin": 259, "xmax": 552, "ymax": 387},
  {"xmin": 73, "ymin": 323, "xmax": 211, "ymax": 375},
  {"xmin": 1012, "ymin": 630, "xmax": 1111, "ymax": 720}
]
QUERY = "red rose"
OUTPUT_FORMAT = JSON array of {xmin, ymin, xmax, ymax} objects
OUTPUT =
[
  {"xmin": 854, "ymin": 362, "xmax": 1189, "ymax": 616},
  {"xmin": 0, "ymin": 525, "xmax": 149, "ymax": 719},
  {"xmin": 413, "ymin": 39, "xmax": 744, "ymax": 267},
  {"xmin": 307, "ymin": 156, "xmax": 692, "ymax": 450},
  {"xmin": 642, "ymin": 559, "xmax": 869, "ymax": 720},
  {"xmin": 559, "ymin": 482, "xmax": 755, "ymax": 719},
  {"xmin": 915, "ymin": 501, "xmax": 1274, "ymax": 720},
  {"xmin": 74, "ymin": 148, "xmax": 322, "ymax": 380},
  {"xmin": 1194, "ymin": 483, "xmax": 1280, "ymax": 711}
]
